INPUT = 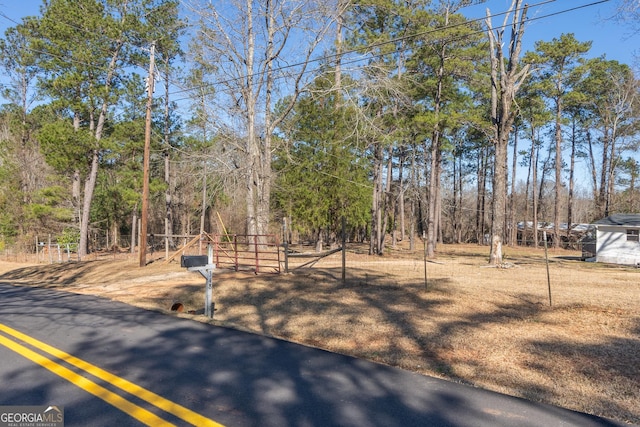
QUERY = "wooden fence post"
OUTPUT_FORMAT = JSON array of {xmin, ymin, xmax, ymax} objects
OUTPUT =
[
  {"xmin": 341, "ymin": 217, "xmax": 346, "ymax": 283},
  {"xmin": 234, "ymin": 235, "xmax": 238, "ymax": 271},
  {"xmin": 283, "ymin": 219, "xmax": 289, "ymax": 273},
  {"xmin": 254, "ymin": 235, "xmax": 260, "ymax": 273}
]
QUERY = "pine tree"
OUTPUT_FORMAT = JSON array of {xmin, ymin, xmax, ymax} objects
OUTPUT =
[
  {"xmin": 273, "ymin": 73, "xmax": 370, "ymax": 245},
  {"xmin": 525, "ymin": 33, "xmax": 591, "ymax": 248},
  {"xmin": 33, "ymin": 0, "xmax": 182, "ymax": 257}
]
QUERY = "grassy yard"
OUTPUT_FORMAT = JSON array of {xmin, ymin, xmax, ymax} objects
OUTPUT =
[{"xmin": 1, "ymin": 243, "xmax": 638, "ymax": 424}]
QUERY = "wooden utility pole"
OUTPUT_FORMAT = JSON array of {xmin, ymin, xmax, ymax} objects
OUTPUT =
[{"xmin": 140, "ymin": 42, "xmax": 156, "ymax": 267}]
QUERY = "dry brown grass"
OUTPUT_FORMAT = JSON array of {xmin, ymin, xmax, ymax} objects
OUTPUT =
[{"xmin": 1, "ymin": 243, "xmax": 638, "ymax": 424}]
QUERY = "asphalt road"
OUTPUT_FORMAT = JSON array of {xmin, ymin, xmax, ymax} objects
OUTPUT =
[{"xmin": 0, "ymin": 283, "xmax": 630, "ymax": 427}]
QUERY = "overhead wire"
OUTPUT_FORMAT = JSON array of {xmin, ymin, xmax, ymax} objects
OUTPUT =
[
  {"xmin": 160, "ymin": 0, "xmax": 614, "ymax": 133},
  {"xmin": 0, "ymin": 0, "xmax": 612, "ymax": 105},
  {"xmin": 0, "ymin": 0, "xmax": 615, "ymax": 152},
  {"xmin": 166, "ymin": 0, "xmax": 611, "ymax": 100},
  {"xmin": 0, "ymin": 7, "xmax": 190, "ymax": 94},
  {"xmin": 170, "ymin": 0, "xmax": 609, "ymax": 159},
  {"xmin": 0, "ymin": 2, "xmax": 611, "ymax": 216},
  {"xmin": 0, "ymin": 0, "xmax": 611, "ymax": 167}
]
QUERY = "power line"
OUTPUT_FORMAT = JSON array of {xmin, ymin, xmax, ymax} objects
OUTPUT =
[
  {"xmin": 0, "ymin": 8, "xmax": 186, "ymax": 76},
  {"xmin": 0, "ymin": 0, "xmax": 614, "ymax": 112},
  {"xmin": 167, "ymin": 0, "xmax": 611, "ymax": 100},
  {"xmin": 163, "ymin": 0, "xmax": 612, "ymax": 140}
]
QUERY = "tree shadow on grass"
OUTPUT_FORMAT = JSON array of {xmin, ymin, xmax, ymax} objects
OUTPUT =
[
  {"xmin": 0, "ymin": 262, "xmax": 106, "ymax": 286},
  {"xmin": 211, "ymin": 267, "xmax": 638, "ymax": 425},
  {"xmin": 524, "ymin": 319, "xmax": 640, "ymax": 424},
  {"xmin": 1, "ymin": 283, "xmax": 626, "ymax": 427},
  {"xmin": 0, "ymin": 262, "xmax": 640, "ymax": 426}
]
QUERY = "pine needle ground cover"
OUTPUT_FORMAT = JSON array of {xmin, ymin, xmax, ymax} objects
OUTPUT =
[{"xmin": 1, "ymin": 244, "xmax": 638, "ymax": 424}]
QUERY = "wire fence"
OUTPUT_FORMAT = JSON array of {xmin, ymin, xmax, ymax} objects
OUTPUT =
[{"xmin": 1, "ymin": 228, "xmax": 592, "ymax": 289}]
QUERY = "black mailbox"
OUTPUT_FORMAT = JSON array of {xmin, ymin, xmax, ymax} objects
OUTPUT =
[{"xmin": 181, "ymin": 255, "xmax": 209, "ymax": 268}]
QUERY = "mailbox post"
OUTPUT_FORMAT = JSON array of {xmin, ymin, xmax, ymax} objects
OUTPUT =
[{"xmin": 181, "ymin": 248, "xmax": 216, "ymax": 318}]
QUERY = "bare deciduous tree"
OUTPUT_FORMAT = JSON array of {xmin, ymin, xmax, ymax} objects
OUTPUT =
[
  {"xmin": 189, "ymin": 0, "xmax": 335, "ymax": 238},
  {"xmin": 485, "ymin": 0, "xmax": 530, "ymax": 265}
]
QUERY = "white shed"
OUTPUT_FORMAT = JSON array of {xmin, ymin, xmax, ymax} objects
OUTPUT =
[{"xmin": 581, "ymin": 214, "xmax": 640, "ymax": 265}]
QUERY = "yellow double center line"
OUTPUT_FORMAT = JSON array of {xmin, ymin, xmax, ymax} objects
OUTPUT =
[{"xmin": 0, "ymin": 323, "xmax": 224, "ymax": 427}]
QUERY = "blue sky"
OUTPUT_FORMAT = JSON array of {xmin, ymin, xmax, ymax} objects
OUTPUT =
[
  {"xmin": 463, "ymin": 0, "xmax": 637, "ymax": 67},
  {"xmin": 0, "ymin": 0, "xmax": 636, "ymax": 191},
  {"xmin": 0, "ymin": 0, "xmax": 636, "ymax": 67}
]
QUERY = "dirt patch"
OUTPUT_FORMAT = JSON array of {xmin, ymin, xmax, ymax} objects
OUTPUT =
[{"xmin": 1, "ymin": 244, "xmax": 638, "ymax": 424}]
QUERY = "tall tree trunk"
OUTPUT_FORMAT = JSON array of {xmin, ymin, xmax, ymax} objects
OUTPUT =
[
  {"xmin": 509, "ymin": 127, "xmax": 519, "ymax": 246},
  {"xmin": 370, "ymin": 141, "xmax": 384, "ymax": 255},
  {"xmin": 605, "ymin": 135, "xmax": 617, "ymax": 217},
  {"xmin": 79, "ymin": 151, "xmax": 99, "ymax": 258},
  {"xmin": 258, "ymin": 0, "xmax": 275, "ymax": 240},
  {"xmin": 587, "ymin": 131, "xmax": 600, "ymax": 215},
  {"xmin": 476, "ymin": 146, "xmax": 488, "ymax": 244},
  {"xmin": 525, "ymin": 125, "xmax": 539, "ymax": 247},
  {"xmin": 427, "ymin": 135, "xmax": 441, "ymax": 257},
  {"xmin": 111, "ymin": 221, "xmax": 119, "ymax": 250},
  {"xmin": 598, "ymin": 129, "xmax": 610, "ymax": 218},
  {"xmin": 437, "ymin": 180, "xmax": 443, "ymax": 244},
  {"xmin": 71, "ymin": 112, "xmax": 82, "ymax": 242},
  {"xmin": 244, "ymin": 0, "xmax": 258, "ymax": 237},
  {"xmin": 200, "ymin": 161, "xmax": 207, "ymax": 234},
  {"xmin": 523, "ymin": 144, "xmax": 531, "ymax": 246},
  {"xmin": 453, "ymin": 151, "xmax": 460, "ymax": 243},
  {"xmin": 491, "ymin": 134, "xmax": 508, "ymax": 264},
  {"xmin": 486, "ymin": 0, "xmax": 530, "ymax": 265},
  {"xmin": 409, "ymin": 144, "xmax": 418, "ymax": 251},
  {"xmin": 78, "ymin": 41, "xmax": 124, "ymax": 259},
  {"xmin": 538, "ymin": 146, "xmax": 553, "ymax": 223},
  {"xmin": 163, "ymin": 60, "xmax": 174, "ymax": 252},
  {"xmin": 426, "ymin": 8, "xmax": 448, "ymax": 259},
  {"xmin": 382, "ymin": 145, "xmax": 393, "ymax": 251},
  {"xmin": 532, "ymin": 139, "xmax": 539, "ymax": 248},
  {"xmin": 631, "ymin": 164, "xmax": 637, "ymax": 212},
  {"xmin": 553, "ymin": 98, "xmax": 563, "ymax": 248},
  {"xmin": 335, "ymin": 0, "xmax": 345, "ymax": 106},
  {"xmin": 567, "ymin": 117, "xmax": 577, "ymax": 242},
  {"xmin": 131, "ymin": 209, "xmax": 137, "ymax": 254},
  {"xmin": 399, "ymin": 149, "xmax": 406, "ymax": 242}
]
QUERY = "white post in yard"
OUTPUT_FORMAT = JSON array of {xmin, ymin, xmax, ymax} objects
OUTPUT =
[{"xmin": 206, "ymin": 244, "xmax": 214, "ymax": 317}]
